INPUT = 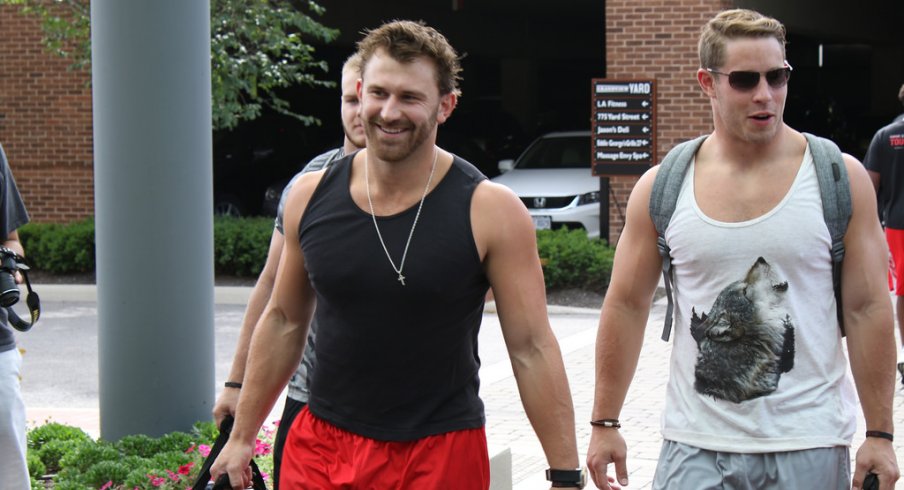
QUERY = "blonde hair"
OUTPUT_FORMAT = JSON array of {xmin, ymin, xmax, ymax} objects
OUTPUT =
[
  {"xmin": 357, "ymin": 20, "xmax": 462, "ymax": 97},
  {"xmin": 699, "ymin": 9, "xmax": 786, "ymax": 69},
  {"xmin": 342, "ymin": 52, "xmax": 363, "ymax": 77}
]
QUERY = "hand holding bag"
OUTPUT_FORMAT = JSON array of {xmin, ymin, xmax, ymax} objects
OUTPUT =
[{"xmin": 191, "ymin": 415, "xmax": 268, "ymax": 490}]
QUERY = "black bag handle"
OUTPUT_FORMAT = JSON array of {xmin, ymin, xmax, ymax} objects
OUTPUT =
[{"xmin": 191, "ymin": 416, "xmax": 268, "ymax": 490}]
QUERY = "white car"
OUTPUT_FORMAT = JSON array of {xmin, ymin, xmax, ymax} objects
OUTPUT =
[{"xmin": 490, "ymin": 131, "xmax": 600, "ymax": 238}]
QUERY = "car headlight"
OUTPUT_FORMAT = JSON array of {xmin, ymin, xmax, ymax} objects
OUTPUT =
[{"xmin": 577, "ymin": 191, "xmax": 600, "ymax": 205}]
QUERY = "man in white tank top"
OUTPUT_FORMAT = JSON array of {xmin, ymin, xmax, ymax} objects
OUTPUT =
[{"xmin": 586, "ymin": 9, "xmax": 899, "ymax": 490}]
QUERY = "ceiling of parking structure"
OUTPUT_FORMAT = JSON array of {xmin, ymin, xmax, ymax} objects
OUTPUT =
[
  {"xmin": 315, "ymin": 0, "xmax": 605, "ymax": 59},
  {"xmin": 736, "ymin": 0, "xmax": 904, "ymax": 44}
]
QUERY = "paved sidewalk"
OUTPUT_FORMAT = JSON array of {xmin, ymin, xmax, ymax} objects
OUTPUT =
[{"xmin": 18, "ymin": 285, "xmax": 904, "ymax": 489}]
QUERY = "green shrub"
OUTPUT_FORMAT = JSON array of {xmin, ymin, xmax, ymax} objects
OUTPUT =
[
  {"xmin": 83, "ymin": 460, "xmax": 131, "ymax": 487},
  {"xmin": 19, "ymin": 219, "xmax": 95, "ymax": 274},
  {"xmin": 37, "ymin": 439, "xmax": 85, "ymax": 474},
  {"xmin": 27, "ymin": 450, "xmax": 46, "ymax": 477},
  {"xmin": 17, "ymin": 218, "xmax": 617, "ymax": 288},
  {"xmin": 116, "ymin": 433, "xmax": 159, "ymax": 458},
  {"xmin": 213, "ymin": 216, "xmax": 274, "ymax": 276},
  {"xmin": 27, "ymin": 421, "xmax": 92, "ymax": 450},
  {"xmin": 537, "ymin": 228, "xmax": 615, "ymax": 292},
  {"xmin": 58, "ymin": 441, "xmax": 119, "ymax": 474},
  {"xmin": 19, "ymin": 216, "xmax": 277, "ymax": 278}
]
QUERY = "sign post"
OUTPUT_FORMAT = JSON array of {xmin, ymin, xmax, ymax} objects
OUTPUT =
[{"xmin": 590, "ymin": 79, "xmax": 656, "ymax": 241}]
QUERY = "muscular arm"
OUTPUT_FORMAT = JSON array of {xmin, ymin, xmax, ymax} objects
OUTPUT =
[
  {"xmin": 210, "ymin": 174, "xmax": 321, "ymax": 490},
  {"xmin": 586, "ymin": 168, "xmax": 663, "ymax": 489},
  {"xmin": 840, "ymin": 155, "xmax": 900, "ymax": 488},
  {"xmin": 473, "ymin": 182, "xmax": 580, "ymax": 477},
  {"xmin": 212, "ymin": 229, "xmax": 285, "ymax": 426}
]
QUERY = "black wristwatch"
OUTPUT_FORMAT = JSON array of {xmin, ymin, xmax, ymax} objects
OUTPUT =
[{"xmin": 546, "ymin": 468, "xmax": 586, "ymax": 489}]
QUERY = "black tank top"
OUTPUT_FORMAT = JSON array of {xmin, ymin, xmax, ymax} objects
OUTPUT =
[{"xmin": 299, "ymin": 154, "xmax": 490, "ymax": 441}]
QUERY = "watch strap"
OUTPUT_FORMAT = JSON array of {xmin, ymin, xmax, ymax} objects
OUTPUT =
[{"xmin": 546, "ymin": 468, "xmax": 585, "ymax": 488}]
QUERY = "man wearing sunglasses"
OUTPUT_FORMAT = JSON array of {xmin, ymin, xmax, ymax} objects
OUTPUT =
[
  {"xmin": 863, "ymin": 84, "xmax": 904, "ymax": 389},
  {"xmin": 587, "ymin": 8, "xmax": 899, "ymax": 490}
]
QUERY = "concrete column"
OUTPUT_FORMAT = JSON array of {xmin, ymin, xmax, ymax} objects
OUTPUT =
[{"xmin": 91, "ymin": 0, "xmax": 215, "ymax": 440}]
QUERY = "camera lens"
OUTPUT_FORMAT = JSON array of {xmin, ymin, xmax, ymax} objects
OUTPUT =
[{"xmin": 0, "ymin": 285, "xmax": 18, "ymax": 307}]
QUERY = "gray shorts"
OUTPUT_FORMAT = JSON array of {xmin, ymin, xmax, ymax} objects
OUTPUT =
[{"xmin": 653, "ymin": 440, "xmax": 850, "ymax": 490}]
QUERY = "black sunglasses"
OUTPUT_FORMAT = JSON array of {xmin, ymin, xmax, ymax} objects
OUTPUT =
[{"xmin": 706, "ymin": 63, "xmax": 793, "ymax": 91}]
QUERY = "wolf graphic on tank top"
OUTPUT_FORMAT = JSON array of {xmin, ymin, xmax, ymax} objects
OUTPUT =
[{"xmin": 690, "ymin": 257, "xmax": 796, "ymax": 403}]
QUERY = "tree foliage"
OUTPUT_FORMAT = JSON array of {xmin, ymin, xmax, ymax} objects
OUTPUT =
[{"xmin": 1, "ymin": 0, "xmax": 339, "ymax": 130}]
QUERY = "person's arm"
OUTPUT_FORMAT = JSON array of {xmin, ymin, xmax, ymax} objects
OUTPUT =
[
  {"xmin": 210, "ymin": 173, "xmax": 321, "ymax": 490},
  {"xmin": 585, "ymin": 168, "xmax": 663, "ymax": 490},
  {"xmin": 473, "ymin": 181, "xmax": 580, "ymax": 488},
  {"xmin": 840, "ymin": 155, "xmax": 901, "ymax": 490},
  {"xmin": 211, "ymin": 229, "xmax": 285, "ymax": 426},
  {"xmin": 4, "ymin": 229, "xmax": 23, "ymax": 257}
]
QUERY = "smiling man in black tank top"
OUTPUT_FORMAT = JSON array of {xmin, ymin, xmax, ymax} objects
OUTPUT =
[{"xmin": 211, "ymin": 20, "xmax": 585, "ymax": 490}]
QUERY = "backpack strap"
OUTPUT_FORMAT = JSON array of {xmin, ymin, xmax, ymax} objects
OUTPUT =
[
  {"xmin": 803, "ymin": 132, "xmax": 852, "ymax": 335},
  {"xmin": 649, "ymin": 135, "xmax": 708, "ymax": 341}
]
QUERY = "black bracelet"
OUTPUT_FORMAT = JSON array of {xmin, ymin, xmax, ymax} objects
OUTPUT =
[
  {"xmin": 865, "ymin": 430, "xmax": 894, "ymax": 442},
  {"xmin": 590, "ymin": 418, "xmax": 621, "ymax": 429},
  {"xmin": 224, "ymin": 381, "xmax": 243, "ymax": 389}
]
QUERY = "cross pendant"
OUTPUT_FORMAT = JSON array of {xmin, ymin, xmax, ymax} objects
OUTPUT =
[{"xmin": 397, "ymin": 273, "xmax": 406, "ymax": 286}]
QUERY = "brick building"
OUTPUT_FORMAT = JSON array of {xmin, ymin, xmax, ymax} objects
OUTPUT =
[
  {"xmin": 0, "ymin": 1, "xmax": 901, "ymax": 245},
  {"xmin": 0, "ymin": 6, "xmax": 93, "ymax": 223}
]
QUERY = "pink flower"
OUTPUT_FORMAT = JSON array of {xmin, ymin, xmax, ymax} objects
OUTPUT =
[
  {"xmin": 178, "ymin": 462, "xmax": 194, "ymax": 475},
  {"xmin": 199, "ymin": 444, "xmax": 211, "ymax": 457},
  {"xmin": 185, "ymin": 443, "xmax": 196, "ymax": 454},
  {"xmin": 166, "ymin": 469, "xmax": 180, "ymax": 481},
  {"xmin": 100, "ymin": 482, "xmax": 113, "ymax": 490},
  {"xmin": 254, "ymin": 438, "xmax": 272, "ymax": 456},
  {"xmin": 272, "ymin": 419, "xmax": 281, "ymax": 427},
  {"xmin": 148, "ymin": 474, "xmax": 166, "ymax": 487}
]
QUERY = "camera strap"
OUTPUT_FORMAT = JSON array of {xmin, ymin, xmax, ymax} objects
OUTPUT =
[{"xmin": 8, "ymin": 268, "xmax": 39, "ymax": 332}]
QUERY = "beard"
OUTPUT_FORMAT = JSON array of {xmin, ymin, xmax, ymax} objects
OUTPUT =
[{"xmin": 363, "ymin": 108, "xmax": 438, "ymax": 162}]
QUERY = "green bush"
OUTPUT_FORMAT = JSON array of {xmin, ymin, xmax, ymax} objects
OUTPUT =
[
  {"xmin": 537, "ymin": 228, "xmax": 615, "ymax": 292},
  {"xmin": 27, "ymin": 450, "xmax": 46, "ymax": 477},
  {"xmin": 24, "ymin": 419, "xmax": 273, "ymax": 490},
  {"xmin": 19, "ymin": 220, "xmax": 95, "ymax": 274},
  {"xmin": 37, "ymin": 439, "xmax": 85, "ymax": 474},
  {"xmin": 212, "ymin": 216, "xmax": 274, "ymax": 276},
  {"xmin": 18, "ymin": 218, "xmax": 616, "ymax": 288},
  {"xmin": 19, "ymin": 217, "xmax": 277, "ymax": 278},
  {"xmin": 27, "ymin": 421, "xmax": 93, "ymax": 450},
  {"xmin": 58, "ymin": 441, "xmax": 119, "ymax": 474},
  {"xmin": 83, "ymin": 460, "xmax": 131, "ymax": 487}
]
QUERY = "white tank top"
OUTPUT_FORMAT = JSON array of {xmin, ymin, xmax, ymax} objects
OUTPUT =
[{"xmin": 661, "ymin": 146, "xmax": 857, "ymax": 452}]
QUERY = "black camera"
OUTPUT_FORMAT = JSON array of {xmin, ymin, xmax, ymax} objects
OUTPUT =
[
  {"xmin": 0, "ymin": 246, "xmax": 26, "ymax": 307},
  {"xmin": 0, "ymin": 246, "xmax": 40, "ymax": 331}
]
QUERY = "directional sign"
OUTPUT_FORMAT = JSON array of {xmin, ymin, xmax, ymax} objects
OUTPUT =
[{"xmin": 591, "ymin": 79, "xmax": 656, "ymax": 176}]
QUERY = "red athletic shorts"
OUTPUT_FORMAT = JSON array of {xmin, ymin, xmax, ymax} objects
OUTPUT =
[
  {"xmin": 887, "ymin": 228, "xmax": 904, "ymax": 295},
  {"xmin": 279, "ymin": 407, "xmax": 490, "ymax": 489}
]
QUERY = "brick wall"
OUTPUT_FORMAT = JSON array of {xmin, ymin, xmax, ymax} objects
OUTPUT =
[
  {"xmin": 604, "ymin": 0, "xmax": 733, "ymax": 244},
  {"xmin": 0, "ymin": 5, "xmax": 94, "ymax": 223}
]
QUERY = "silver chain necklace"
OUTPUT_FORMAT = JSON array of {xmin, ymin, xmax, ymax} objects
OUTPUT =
[{"xmin": 364, "ymin": 147, "xmax": 438, "ymax": 286}]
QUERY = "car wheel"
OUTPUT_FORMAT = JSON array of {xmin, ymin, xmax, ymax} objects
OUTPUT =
[{"xmin": 214, "ymin": 195, "xmax": 244, "ymax": 217}]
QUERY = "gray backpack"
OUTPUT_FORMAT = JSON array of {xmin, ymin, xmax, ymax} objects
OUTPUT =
[{"xmin": 649, "ymin": 133, "xmax": 852, "ymax": 341}]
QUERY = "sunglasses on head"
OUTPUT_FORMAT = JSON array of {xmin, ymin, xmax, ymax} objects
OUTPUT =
[{"xmin": 706, "ymin": 62, "xmax": 793, "ymax": 91}]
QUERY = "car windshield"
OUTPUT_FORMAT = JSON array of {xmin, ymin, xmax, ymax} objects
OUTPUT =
[{"xmin": 515, "ymin": 135, "xmax": 589, "ymax": 170}]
